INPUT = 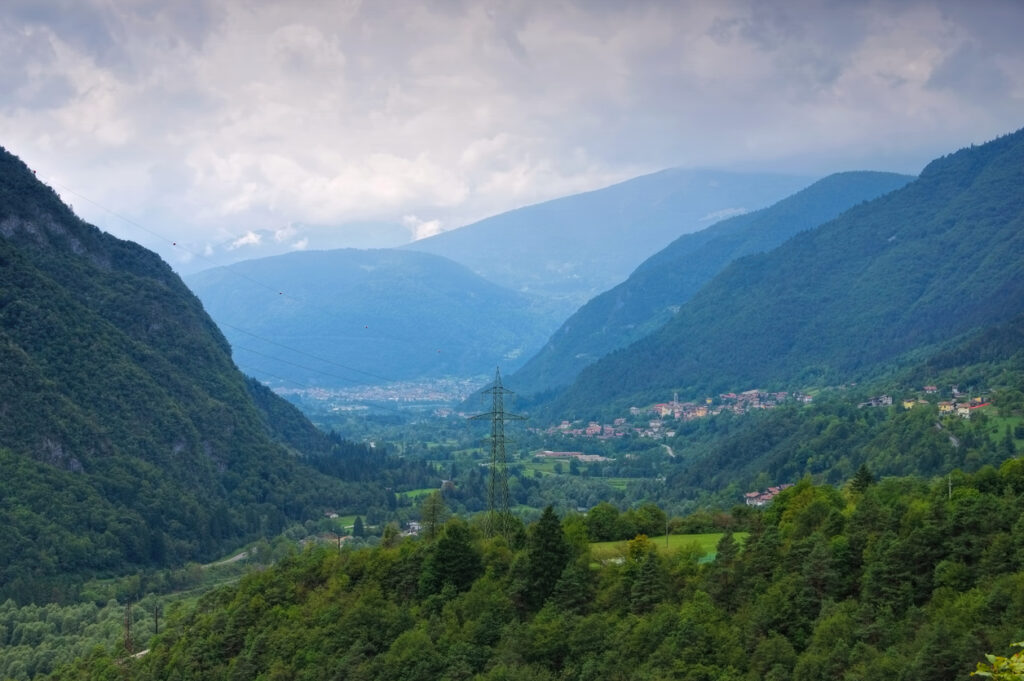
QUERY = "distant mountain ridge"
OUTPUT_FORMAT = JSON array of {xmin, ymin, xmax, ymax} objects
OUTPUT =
[
  {"xmin": 549, "ymin": 128, "xmax": 1024, "ymax": 417},
  {"xmin": 509, "ymin": 171, "xmax": 915, "ymax": 395},
  {"xmin": 404, "ymin": 168, "xmax": 813, "ymax": 309},
  {"xmin": 186, "ymin": 248, "xmax": 566, "ymax": 388}
]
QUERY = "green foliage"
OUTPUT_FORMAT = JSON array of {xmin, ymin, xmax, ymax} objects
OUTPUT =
[
  {"xmin": 850, "ymin": 463, "xmax": 875, "ymax": 493},
  {"xmin": 419, "ymin": 491, "xmax": 449, "ymax": 540},
  {"xmin": 47, "ymin": 460, "xmax": 1020, "ymax": 681},
  {"xmin": 517, "ymin": 506, "xmax": 571, "ymax": 612},
  {"xmin": 420, "ymin": 518, "xmax": 482, "ymax": 597},
  {"xmin": 974, "ymin": 642, "xmax": 1024, "ymax": 680}
]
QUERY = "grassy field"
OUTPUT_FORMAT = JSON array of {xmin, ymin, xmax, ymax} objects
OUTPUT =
[
  {"xmin": 332, "ymin": 514, "xmax": 358, "ymax": 532},
  {"xmin": 400, "ymin": 488, "xmax": 439, "ymax": 500},
  {"xmin": 590, "ymin": 532, "xmax": 749, "ymax": 563},
  {"xmin": 519, "ymin": 459, "xmax": 561, "ymax": 475},
  {"xmin": 517, "ymin": 458, "xmax": 650, "ymax": 489},
  {"xmin": 602, "ymin": 477, "xmax": 641, "ymax": 490},
  {"xmin": 979, "ymin": 407, "xmax": 1023, "ymax": 447}
]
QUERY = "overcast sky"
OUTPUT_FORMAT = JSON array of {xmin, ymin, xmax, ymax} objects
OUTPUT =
[{"xmin": 3, "ymin": 0, "xmax": 1022, "ymax": 270}]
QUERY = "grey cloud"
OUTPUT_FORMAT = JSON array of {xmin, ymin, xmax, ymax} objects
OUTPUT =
[
  {"xmin": 7, "ymin": 0, "xmax": 223, "ymax": 78},
  {"xmin": 21, "ymin": 76, "xmax": 76, "ymax": 110},
  {"xmin": 927, "ymin": 41, "xmax": 1011, "ymax": 98},
  {"xmin": 0, "ymin": 24, "xmax": 60, "ymax": 108},
  {"xmin": 7, "ymin": 0, "xmax": 123, "ymax": 70},
  {"xmin": 141, "ymin": 0, "xmax": 224, "ymax": 51},
  {"xmin": 937, "ymin": 0, "xmax": 1024, "ymax": 50},
  {"xmin": 2, "ymin": 0, "xmax": 1023, "ymax": 264}
]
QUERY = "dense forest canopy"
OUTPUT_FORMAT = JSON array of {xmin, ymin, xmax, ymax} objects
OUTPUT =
[{"xmin": 44, "ymin": 459, "xmax": 1024, "ymax": 681}]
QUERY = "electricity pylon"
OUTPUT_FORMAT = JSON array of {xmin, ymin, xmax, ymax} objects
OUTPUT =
[
  {"xmin": 470, "ymin": 367, "xmax": 526, "ymax": 538},
  {"xmin": 123, "ymin": 600, "xmax": 134, "ymax": 655}
]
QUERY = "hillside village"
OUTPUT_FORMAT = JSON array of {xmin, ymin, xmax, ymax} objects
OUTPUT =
[
  {"xmin": 859, "ymin": 384, "xmax": 990, "ymax": 419},
  {"xmin": 538, "ymin": 382, "xmax": 994, "ymax": 446},
  {"xmin": 538, "ymin": 389, "xmax": 814, "ymax": 440}
]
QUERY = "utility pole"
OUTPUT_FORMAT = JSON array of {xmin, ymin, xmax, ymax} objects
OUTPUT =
[{"xmin": 470, "ymin": 368, "xmax": 526, "ymax": 538}]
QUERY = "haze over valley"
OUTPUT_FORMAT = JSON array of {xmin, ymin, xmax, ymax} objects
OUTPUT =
[{"xmin": 2, "ymin": 2, "xmax": 1024, "ymax": 680}]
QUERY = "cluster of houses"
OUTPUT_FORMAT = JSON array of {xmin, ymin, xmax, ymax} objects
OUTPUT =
[
  {"xmin": 743, "ymin": 483, "xmax": 794, "ymax": 507},
  {"xmin": 937, "ymin": 397, "xmax": 991, "ymax": 419},
  {"xmin": 641, "ymin": 389, "xmax": 811, "ymax": 421},
  {"xmin": 541, "ymin": 390, "xmax": 814, "ymax": 441},
  {"xmin": 542, "ymin": 417, "xmax": 632, "ymax": 439},
  {"xmin": 859, "ymin": 385, "xmax": 989, "ymax": 419}
]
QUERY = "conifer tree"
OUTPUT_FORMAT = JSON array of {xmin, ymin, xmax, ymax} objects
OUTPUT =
[
  {"xmin": 420, "ymin": 518, "xmax": 481, "ymax": 596},
  {"xmin": 419, "ymin": 491, "xmax": 448, "ymax": 541},
  {"xmin": 850, "ymin": 463, "xmax": 875, "ymax": 493},
  {"xmin": 522, "ymin": 506, "xmax": 570, "ymax": 611}
]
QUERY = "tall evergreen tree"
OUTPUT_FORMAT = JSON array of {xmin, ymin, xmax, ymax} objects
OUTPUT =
[
  {"xmin": 419, "ymin": 491, "xmax": 448, "ymax": 541},
  {"xmin": 420, "ymin": 518, "xmax": 481, "ymax": 596},
  {"xmin": 850, "ymin": 463, "xmax": 875, "ymax": 494},
  {"xmin": 522, "ymin": 506, "xmax": 570, "ymax": 611}
]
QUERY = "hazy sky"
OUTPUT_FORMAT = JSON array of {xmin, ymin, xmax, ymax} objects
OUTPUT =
[{"xmin": 3, "ymin": 0, "xmax": 1022, "ymax": 270}]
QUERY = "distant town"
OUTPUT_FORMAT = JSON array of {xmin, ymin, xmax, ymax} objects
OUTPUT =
[{"xmin": 276, "ymin": 376, "xmax": 487, "ymax": 411}]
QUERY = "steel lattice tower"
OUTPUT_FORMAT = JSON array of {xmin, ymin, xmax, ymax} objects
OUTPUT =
[
  {"xmin": 123, "ymin": 600, "xmax": 134, "ymax": 655},
  {"xmin": 470, "ymin": 368, "xmax": 526, "ymax": 538}
]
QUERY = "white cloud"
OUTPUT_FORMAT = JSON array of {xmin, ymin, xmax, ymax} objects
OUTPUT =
[
  {"xmin": 228, "ymin": 231, "xmax": 262, "ymax": 250},
  {"xmin": 274, "ymin": 224, "xmax": 297, "ymax": 242},
  {"xmin": 402, "ymin": 214, "xmax": 445, "ymax": 241},
  {"xmin": 700, "ymin": 208, "xmax": 749, "ymax": 223},
  {"xmin": 291, "ymin": 237, "xmax": 309, "ymax": 250}
]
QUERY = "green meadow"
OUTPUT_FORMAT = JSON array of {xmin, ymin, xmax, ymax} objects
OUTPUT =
[{"xmin": 590, "ymin": 532, "xmax": 749, "ymax": 562}]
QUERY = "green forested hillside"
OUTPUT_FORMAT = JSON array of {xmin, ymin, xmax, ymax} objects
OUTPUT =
[
  {"xmin": 553, "ymin": 129, "xmax": 1024, "ymax": 416},
  {"xmin": 510, "ymin": 171, "xmax": 913, "ymax": 395},
  {"xmin": 0, "ymin": 147, "xmax": 414, "ymax": 603},
  {"xmin": 186, "ymin": 248, "xmax": 565, "ymax": 386},
  {"xmin": 51, "ymin": 461, "xmax": 1024, "ymax": 681}
]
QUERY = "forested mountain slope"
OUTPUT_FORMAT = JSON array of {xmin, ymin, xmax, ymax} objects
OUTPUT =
[
  {"xmin": 186, "ymin": 248, "xmax": 565, "ymax": 386},
  {"xmin": 405, "ymin": 168, "xmax": 811, "ymax": 308},
  {"xmin": 510, "ymin": 171, "xmax": 913, "ymax": 395},
  {"xmin": 0, "ymin": 147, "xmax": 403, "ymax": 603},
  {"xmin": 553, "ymin": 128, "xmax": 1024, "ymax": 416}
]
